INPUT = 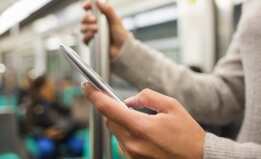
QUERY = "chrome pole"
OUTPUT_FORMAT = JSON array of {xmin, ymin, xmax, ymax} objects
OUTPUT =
[{"xmin": 89, "ymin": 0, "xmax": 112, "ymax": 159}]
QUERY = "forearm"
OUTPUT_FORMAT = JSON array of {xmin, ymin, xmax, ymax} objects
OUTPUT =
[
  {"xmin": 112, "ymin": 36, "xmax": 244, "ymax": 125},
  {"xmin": 204, "ymin": 133, "xmax": 261, "ymax": 159}
]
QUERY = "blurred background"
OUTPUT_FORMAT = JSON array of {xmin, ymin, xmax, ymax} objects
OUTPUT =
[{"xmin": 0, "ymin": 0, "xmax": 244, "ymax": 159}]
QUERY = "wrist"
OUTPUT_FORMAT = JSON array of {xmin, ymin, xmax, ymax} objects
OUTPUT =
[
  {"xmin": 195, "ymin": 131, "xmax": 206, "ymax": 159},
  {"xmin": 110, "ymin": 31, "xmax": 129, "ymax": 59},
  {"xmin": 188, "ymin": 130, "xmax": 205, "ymax": 159}
]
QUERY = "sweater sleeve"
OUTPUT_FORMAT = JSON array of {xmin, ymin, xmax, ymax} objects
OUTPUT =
[
  {"xmin": 111, "ymin": 32, "xmax": 244, "ymax": 125},
  {"xmin": 204, "ymin": 133, "xmax": 261, "ymax": 159}
]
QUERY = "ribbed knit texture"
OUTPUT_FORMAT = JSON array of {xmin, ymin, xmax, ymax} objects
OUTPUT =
[
  {"xmin": 205, "ymin": 133, "xmax": 261, "ymax": 159},
  {"xmin": 111, "ymin": 0, "xmax": 261, "ymax": 158}
]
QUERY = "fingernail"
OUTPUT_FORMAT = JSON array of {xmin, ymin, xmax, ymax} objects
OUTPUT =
[{"xmin": 81, "ymin": 82, "xmax": 88, "ymax": 89}]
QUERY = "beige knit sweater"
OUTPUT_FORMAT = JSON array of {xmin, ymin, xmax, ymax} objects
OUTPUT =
[{"xmin": 111, "ymin": 0, "xmax": 261, "ymax": 158}]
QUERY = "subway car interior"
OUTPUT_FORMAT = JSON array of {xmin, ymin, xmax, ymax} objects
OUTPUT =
[{"xmin": 0, "ymin": 0, "xmax": 244, "ymax": 159}]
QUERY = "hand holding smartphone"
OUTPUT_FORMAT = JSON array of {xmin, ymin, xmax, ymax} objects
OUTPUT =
[{"xmin": 60, "ymin": 43, "xmax": 128, "ymax": 108}]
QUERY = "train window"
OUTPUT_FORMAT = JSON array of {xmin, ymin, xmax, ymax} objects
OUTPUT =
[{"xmin": 123, "ymin": 4, "xmax": 179, "ymax": 62}]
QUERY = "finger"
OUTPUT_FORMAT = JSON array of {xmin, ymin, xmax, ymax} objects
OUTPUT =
[
  {"xmin": 81, "ymin": 14, "xmax": 97, "ymax": 24},
  {"xmin": 96, "ymin": 1, "xmax": 119, "ymax": 24},
  {"xmin": 104, "ymin": 117, "xmax": 129, "ymax": 154},
  {"xmin": 81, "ymin": 24, "xmax": 98, "ymax": 33},
  {"xmin": 81, "ymin": 82, "xmax": 147, "ymax": 132},
  {"xmin": 105, "ymin": 119, "xmax": 130, "ymax": 142},
  {"xmin": 83, "ymin": 32, "xmax": 95, "ymax": 44},
  {"xmin": 125, "ymin": 89, "xmax": 176, "ymax": 113},
  {"xmin": 82, "ymin": 1, "xmax": 92, "ymax": 11},
  {"xmin": 106, "ymin": 120, "xmax": 136, "ymax": 159},
  {"xmin": 117, "ymin": 141, "xmax": 128, "ymax": 157},
  {"xmin": 116, "ymin": 140, "xmax": 133, "ymax": 159}
]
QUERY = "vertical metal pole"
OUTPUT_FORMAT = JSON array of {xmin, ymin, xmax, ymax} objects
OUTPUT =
[
  {"xmin": 10, "ymin": 24, "xmax": 20, "ymax": 73},
  {"xmin": 89, "ymin": 0, "xmax": 112, "ymax": 159}
]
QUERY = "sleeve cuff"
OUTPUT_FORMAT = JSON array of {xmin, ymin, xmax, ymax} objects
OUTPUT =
[
  {"xmin": 111, "ymin": 33, "xmax": 135, "ymax": 64},
  {"xmin": 204, "ymin": 133, "xmax": 261, "ymax": 159}
]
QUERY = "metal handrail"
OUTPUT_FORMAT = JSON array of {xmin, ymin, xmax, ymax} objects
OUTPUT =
[{"xmin": 89, "ymin": 0, "xmax": 111, "ymax": 159}]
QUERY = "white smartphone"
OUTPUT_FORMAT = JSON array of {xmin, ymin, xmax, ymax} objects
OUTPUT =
[{"xmin": 60, "ymin": 43, "xmax": 128, "ymax": 108}]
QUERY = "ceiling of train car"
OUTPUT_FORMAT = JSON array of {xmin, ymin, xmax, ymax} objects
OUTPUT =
[
  {"xmin": 110, "ymin": 0, "xmax": 140, "ymax": 6},
  {"xmin": 0, "ymin": 0, "xmax": 245, "ymax": 16},
  {"xmin": 110, "ymin": 0, "xmax": 175, "ymax": 8},
  {"xmin": 110, "ymin": 0, "xmax": 176, "ymax": 16},
  {"xmin": 0, "ymin": 0, "xmax": 17, "ymax": 14}
]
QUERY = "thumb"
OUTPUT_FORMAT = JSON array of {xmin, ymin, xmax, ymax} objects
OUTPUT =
[
  {"xmin": 125, "ymin": 89, "xmax": 175, "ymax": 113},
  {"xmin": 96, "ymin": 1, "xmax": 119, "ymax": 24}
]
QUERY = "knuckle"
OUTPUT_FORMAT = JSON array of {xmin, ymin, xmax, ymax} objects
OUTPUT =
[
  {"xmin": 82, "ymin": 14, "xmax": 94, "ymax": 23},
  {"xmin": 84, "ymin": 26, "xmax": 90, "ymax": 31},
  {"xmin": 88, "ymin": 15, "xmax": 96, "ymax": 22},
  {"xmin": 83, "ymin": 3, "xmax": 91, "ymax": 10},
  {"xmin": 171, "ymin": 98, "xmax": 179, "ymax": 104},
  {"xmin": 137, "ymin": 89, "xmax": 152, "ymax": 104},
  {"xmin": 139, "ymin": 89, "xmax": 152, "ymax": 98},
  {"xmin": 170, "ymin": 98, "xmax": 179, "ymax": 106},
  {"xmin": 81, "ymin": 25, "xmax": 95, "ymax": 33},
  {"xmin": 167, "ymin": 98, "xmax": 180, "ymax": 111}
]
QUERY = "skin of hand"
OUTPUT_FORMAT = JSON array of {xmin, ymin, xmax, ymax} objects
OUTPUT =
[
  {"xmin": 81, "ymin": 82, "xmax": 206, "ymax": 159},
  {"xmin": 81, "ymin": 1, "xmax": 129, "ymax": 59}
]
